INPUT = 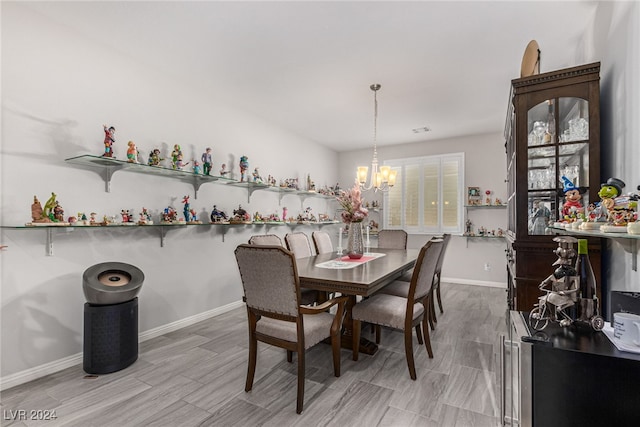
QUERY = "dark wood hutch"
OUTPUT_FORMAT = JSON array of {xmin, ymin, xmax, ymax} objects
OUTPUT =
[{"xmin": 504, "ymin": 62, "xmax": 602, "ymax": 311}]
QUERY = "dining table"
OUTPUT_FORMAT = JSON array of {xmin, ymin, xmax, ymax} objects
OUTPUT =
[{"xmin": 296, "ymin": 248, "xmax": 419, "ymax": 355}]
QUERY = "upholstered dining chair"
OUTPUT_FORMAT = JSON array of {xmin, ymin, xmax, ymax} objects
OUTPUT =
[
  {"xmin": 352, "ymin": 239, "xmax": 443, "ymax": 380},
  {"xmin": 248, "ymin": 234, "xmax": 283, "ymax": 246},
  {"xmin": 394, "ymin": 234, "xmax": 451, "ymax": 328},
  {"xmin": 234, "ymin": 244, "xmax": 347, "ymax": 414},
  {"xmin": 377, "ymin": 229, "xmax": 408, "ymax": 249},
  {"xmin": 312, "ymin": 231, "xmax": 333, "ymax": 254},
  {"xmin": 283, "ymin": 232, "xmax": 320, "ymax": 304},
  {"xmin": 285, "ymin": 232, "xmax": 313, "ymax": 258}
]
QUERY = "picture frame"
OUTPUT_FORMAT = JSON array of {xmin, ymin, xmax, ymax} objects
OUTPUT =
[{"xmin": 467, "ymin": 186, "xmax": 481, "ymax": 205}]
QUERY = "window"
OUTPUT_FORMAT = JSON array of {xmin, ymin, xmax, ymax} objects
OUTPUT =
[{"xmin": 383, "ymin": 153, "xmax": 464, "ymax": 234}]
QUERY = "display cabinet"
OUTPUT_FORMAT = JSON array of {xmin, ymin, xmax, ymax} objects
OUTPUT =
[{"xmin": 504, "ymin": 62, "xmax": 602, "ymax": 311}]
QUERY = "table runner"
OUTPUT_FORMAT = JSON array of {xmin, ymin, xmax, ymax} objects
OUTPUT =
[{"xmin": 315, "ymin": 252, "xmax": 386, "ymax": 269}]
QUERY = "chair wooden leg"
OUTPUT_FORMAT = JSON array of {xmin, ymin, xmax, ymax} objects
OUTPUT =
[
  {"xmin": 436, "ymin": 274, "xmax": 444, "ymax": 314},
  {"xmin": 331, "ymin": 328, "xmax": 341, "ymax": 377},
  {"xmin": 352, "ymin": 320, "xmax": 361, "ymax": 361},
  {"xmin": 375, "ymin": 325, "xmax": 381, "ymax": 344},
  {"xmin": 415, "ymin": 324, "xmax": 424, "ymax": 345},
  {"xmin": 428, "ymin": 293, "xmax": 436, "ymax": 331},
  {"xmin": 404, "ymin": 326, "xmax": 417, "ymax": 380},
  {"xmin": 287, "ymin": 350, "xmax": 293, "ymax": 363},
  {"xmin": 246, "ymin": 315, "xmax": 258, "ymax": 392},
  {"xmin": 422, "ymin": 302, "xmax": 434, "ymax": 359},
  {"xmin": 296, "ymin": 347, "xmax": 305, "ymax": 414}
]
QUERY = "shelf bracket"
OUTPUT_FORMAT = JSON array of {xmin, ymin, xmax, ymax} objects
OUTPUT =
[
  {"xmin": 159, "ymin": 226, "xmax": 166, "ymax": 247},
  {"xmin": 46, "ymin": 228, "xmax": 53, "ymax": 256}
]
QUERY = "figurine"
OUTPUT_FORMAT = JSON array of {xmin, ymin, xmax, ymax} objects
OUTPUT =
[
  {"xmin": 210, "ymin": 205, "xmax": 228, "ymax": 223},
  {"xmin": 192, "ymin": 160, "xmax": 201, "ymax": 175},
  {"xmin": 175, "ymin": 154, "xmax": 189, "ymax": 170},
  {"xmin": 252, "ymin": 167, "xmax": 264, "ymax": 184},
  {"xmin": 43, "ymin": 192, "xmax": 58, "ymax": 221},
  {"xmin": 485, "ymin": 190, "xmax": 492, "ymax": 205},
  {"xmin": 171, "ymin": 144, "xmax": 182, "ymax": 170},
  {"xmin": 161, "ymin": 206, "xmax": 179, "ymax": 223},
  {"xmin": 239, "ymin": 156, "xmax": 249, "ymax": 182},
  {"xmin": 188, "ymin": 208, "xmax": 201, "ymax": 224},
  {"xmin": 120, "ymin": 209, "xmax": 134, "ymax": 224},
  {"xmin": 201, "ymin": 148, "xmax": 213, "ymax": 176},
  {"xmin": 465, "ymin": 219, "xmax": 473, "ymax": 235},
  {"xmin": 89, "ymin": 212, "xmax": 98, "ymax": 225},
  {"xmin": 231, "ymin": 204, "xmax": 251, "ymax": 223},
  {"xmin": 560, "ymin": 176, "xmax": 584, "ymax": 219},
  {"xmin": 102, "ymin": 125, "xmax": 116, "ymax": 158},
  {"xmin": 307, "ymin": 174, "xmax": 316, "ymax": 192},
  {"xmin": 282, "ymin": 207, "xmax": 288, "ymax": 222},
  {"xmin": 138, "ymin": 207, "xmax": 153, "ymax": 225},
  {"xmin": 148, "ymin": 148, "xmax": 163, "ymax": 166},
  {"xmin": 597, "ymin": 177, "xmax": 637, "ymax": 226},
  {"xmin": 30, "ymin": 195, "xmax": 51, "ymax": 224},
  {"xmin": 182, "ymin": 196, "xmax": 191, "ymax": 222},
  {"xmin": 126, "ymin": 141, "xmax": 138, "ymax": 163},
  {"xmin": 219, "ymin": 163, "xmax": 229, "ymax": 177},
  {"xmin": 529, "ymin": 236, "xmax": 604, "ymax": 331}
]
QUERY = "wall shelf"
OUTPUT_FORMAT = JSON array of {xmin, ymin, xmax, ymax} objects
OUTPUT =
[
  {"xmin": 550, "ymin": 225, "xmax": 639, "ymax": 271},
  {"xmin": 2, "ymin": 221, "xmax": 341, "ymax": 254},
  {"xmin": 65, "ymin": 154, "xmax": 235, "ymax": 198}
]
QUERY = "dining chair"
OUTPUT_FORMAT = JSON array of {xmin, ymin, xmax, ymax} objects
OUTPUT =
[
  {"xmin": 389, "ymin": 234, "xmax": 451, "ymax": 330},
  {"xmin": 284, "ymin": 232, "xmax": 321, "ymax": 304},
  {"xmin": 395, "ymin": 234, "xmax": 451, "ymax": 321},
  {"xmin": 312, "ymin": 231, "xmax": 333, "ymax": 254},
  {"xmin": 248, "ymin": 234, "xmax": 283, "ymax": 246},
  {"xmin": 234, "ymin": 244, "xmax": 347, "ymax": 414},
  {"xmin": 352, "ymin": 239, "xmax": 443, "ymax": 380},
  {"xmin": 285, "ymin": 232, "xmax": 314, "ymax": 258},
  {"xmin": 377, "ymin": 229, "xmax": 408, "ymax": 249}
]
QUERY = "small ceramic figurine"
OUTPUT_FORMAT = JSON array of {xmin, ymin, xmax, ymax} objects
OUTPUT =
[
  {"xmin": 162, "ymin": 206, "xmax": 179, "ymax": 223},
  {"xmin": 485, "ymin": 190, "xmax": 492, "ymax": 205},
  {"xmin": 231, "ymin": 204, "xmax": 251, "ymax": 223},
  {"xmin": 138, "ymin": 207, "xmax": 153, "ymax": 225},
  {"xmin": 282, "ymin": 207, "xmax": 288, "ymax": 222},
  {"xmin": 171, "ymin": 144, "xmax": 182, "ymax": 169},
  {"xmin": 219, "ymin": 163, "xmax": 229, "ymax": 177},
  {"xmin": 102, "ymin": 125, "xmax": 115, "ymax": 158},
  {"xmin": 30, "ymin": 195, "xmax": 50, "ymax": 223},
  {"xmin": 239, "ymin": 156, "xmax": 249, "ymax": 182},
  {"xmin": 182, "ymin": 196, "xmax": 191, "ymax": 222},
  {"xmin": 560, "ymin": 176, "xmax": 584, "ymax": 219},
  {"xmin": 192, "ymin": 160, "xmax": 201, "ymax": 175},
  {"xmin": 175, "ymin": 154, "xmax": 189, "ymax": 170},
  {"xmin": 43, "ymin": 192, "xmax": 58, "ymax": 220},
  {"xmin": 210, "ymin": 205, "xmax": 228, "ymax": 223},
  {"xmin": 89, "ymin": 212, "xmax": 98, "ymax": 225},
  {"xmin": 53, "ymin": 202, "xmax": 64, "ymax": 222},
  {"xmin": 201, "ymin": 148, "xmax": 212, "ymax": 176},
  {"xmin": 148, "ymin": 148, "xmax": 163, "ymax": 166},
  {"xmin": 126, "ymin": 141, "xmax": 138, "ymax": 163},
  {"xmin": 252, "ymin": 167, "xmax": 264, "ymax": 184}
]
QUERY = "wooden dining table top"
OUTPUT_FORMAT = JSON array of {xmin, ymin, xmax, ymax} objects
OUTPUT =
[{"xmin": 296, "ymin": 248, "xmax": 419, "ymax": 297}]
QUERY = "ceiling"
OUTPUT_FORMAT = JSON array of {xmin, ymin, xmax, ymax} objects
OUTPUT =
[{"xmin": 21, "ymin": 1, "xmax": 598, "ymax": 152}]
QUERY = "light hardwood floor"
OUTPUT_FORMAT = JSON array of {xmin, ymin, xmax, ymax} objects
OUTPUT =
[{"xmin": 1, "ymin": 283, "xmax": 508, "ymax": 426}]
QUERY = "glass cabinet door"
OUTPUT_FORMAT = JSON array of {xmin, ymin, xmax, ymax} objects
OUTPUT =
[{"xmin": 525, "ymin": 97, "xmax": 591, "ymax": 235}]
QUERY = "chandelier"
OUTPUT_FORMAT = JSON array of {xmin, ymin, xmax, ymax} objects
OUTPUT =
[{"xmin": 357, "ymin": 84, "xmax": 397, "ymax": 192}]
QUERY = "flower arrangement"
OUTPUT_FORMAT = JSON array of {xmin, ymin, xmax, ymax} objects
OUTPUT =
[{"xmin": 336, "ymin": 181, "xmax": 368, "ymax": 223}]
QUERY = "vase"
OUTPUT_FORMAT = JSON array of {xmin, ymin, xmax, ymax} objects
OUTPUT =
[{"xmin": 347, "ymin": 222, "xmax": 364, "ymax": 259}]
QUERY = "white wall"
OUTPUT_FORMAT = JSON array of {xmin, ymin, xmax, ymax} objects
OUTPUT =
[
  {"xmin": 580, "ymin": 1, "xmax": 640, "ymax": 291},
  {"xmin": 339, "ymin": 132, "xmax": 508, "ymax": 286},
  {"xmin": 0, "ymin": 3, "xmax": 338, "ymax": 382}
]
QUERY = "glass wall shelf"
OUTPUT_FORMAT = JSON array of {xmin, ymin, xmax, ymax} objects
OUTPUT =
[
  {"xmin": 550, "ymin": 225, "xmax": 638, "ymax": 271},
  {"xmin": 1, "ymin": 220, "xmax": 341, "ymax": 255},
  {"xmin": 65, "ymin": 154, "xmax": 235, "ymax": 198}
]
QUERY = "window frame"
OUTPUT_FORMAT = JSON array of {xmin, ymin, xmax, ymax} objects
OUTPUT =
[{"xmin": 382, "ymin": 152, "xmax": 465, "ymax": 234}]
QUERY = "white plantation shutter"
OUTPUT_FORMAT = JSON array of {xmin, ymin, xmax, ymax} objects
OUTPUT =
[{"xmin": 383, "ymin": 153, "xmax": 464, "ymax": 234}]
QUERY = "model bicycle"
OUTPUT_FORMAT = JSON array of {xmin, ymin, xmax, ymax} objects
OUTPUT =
[{"xmin": 529, "ymin": 236, "xmax": 604, "ymax": 331}]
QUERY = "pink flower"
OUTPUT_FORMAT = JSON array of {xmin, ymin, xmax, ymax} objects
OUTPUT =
[{"xmin": 336, "ymin": 181, "xmax": 369, "ymax": 223}]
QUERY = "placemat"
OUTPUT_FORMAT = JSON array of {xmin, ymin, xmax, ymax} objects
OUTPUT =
[{"xmin": 315, "ymin": 252, "xmax": 386, "ymax": 269}]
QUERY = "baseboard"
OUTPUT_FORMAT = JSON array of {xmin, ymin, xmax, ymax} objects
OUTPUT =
[
  {"xmin": 442, "ymin": 277, "xmax": 506, "ymax": 288},
  {"xmin": 0, "ymin": 300, "xmax": 244, "ymax": 391}
]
